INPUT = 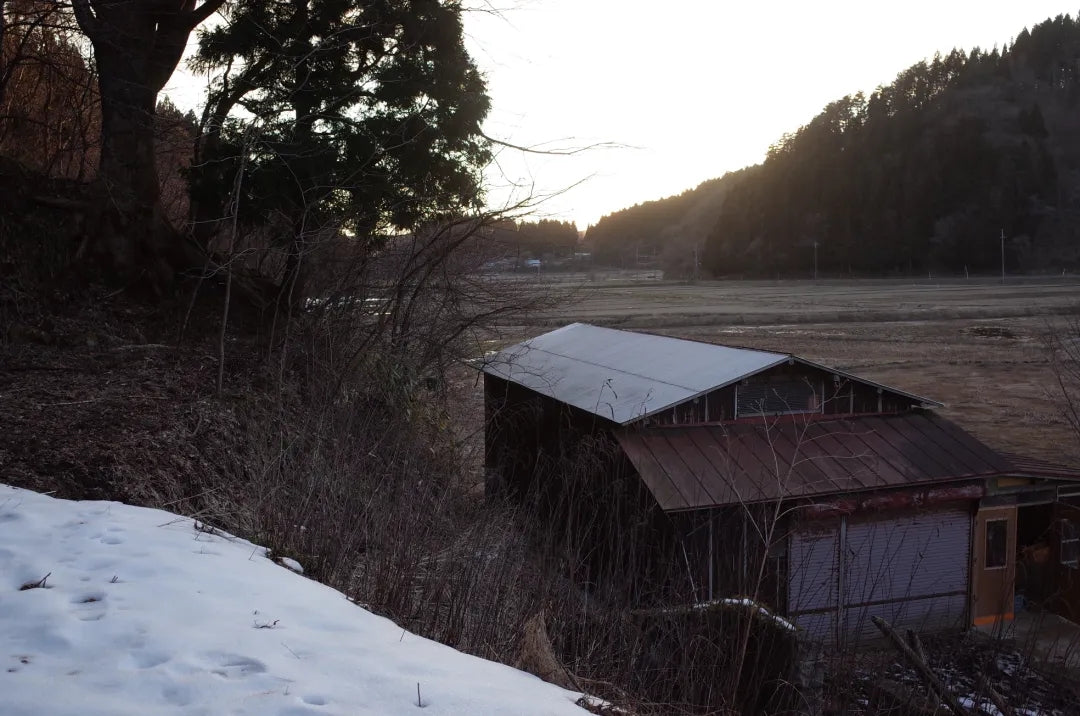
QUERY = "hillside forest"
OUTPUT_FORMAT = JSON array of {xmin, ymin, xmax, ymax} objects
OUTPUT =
[{"xmin": 587, "ymin": 14, "xmax": 1080, "ymax": 278}]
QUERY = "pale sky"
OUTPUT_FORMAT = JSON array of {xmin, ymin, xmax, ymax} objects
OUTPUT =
[{"xmin": 165, "ymin": 2, "xmax": 1080, "ymax": 229}]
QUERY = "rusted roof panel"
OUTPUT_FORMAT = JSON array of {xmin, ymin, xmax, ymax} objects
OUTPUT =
[
  {"xmin": 616, "ymin": 412, "xmax": 1015, "ymax": 511},
  {"xmin": 999, "ymin": 452, "xmax": 1080, "ymax": 481}
]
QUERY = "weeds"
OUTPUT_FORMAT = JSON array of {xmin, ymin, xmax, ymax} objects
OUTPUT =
[{"xmin": 19, "ymin": 572, "xmax": 51, "ymax": 591}]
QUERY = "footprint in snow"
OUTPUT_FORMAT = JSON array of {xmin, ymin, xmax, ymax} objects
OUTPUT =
[
  {"xmin": 203, "ymin": 652, "xmax": 267, "ymax": 679},
  {"xmin": 71, "ymin": 592, "xmax": 107, "ymax": 622},
  {"xmin": 125, "ymin": 650, "xmax": 170, "ymax": 670},
  {"xmin": 161, "ymin": 684, "xmax": 193, "ymax": 707},
  {"xmin": 301, "ymin": 694, "xmax": 329, "ymax": 706}
]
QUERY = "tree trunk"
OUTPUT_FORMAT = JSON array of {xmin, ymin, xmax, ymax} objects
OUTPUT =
[
  {"xmin": 93, "ymin": 49, "xmax": 173, "ymax": 286},
  {"xmin": 73, "ymin": 0, "xmax": 223, "ymax": 293},
  {"xmin": 0, "ymin": 0, "xmax": 7, "ymax": 107}
]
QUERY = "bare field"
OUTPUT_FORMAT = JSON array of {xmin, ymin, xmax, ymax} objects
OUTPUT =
[
  {"xmin": 523, "ymin": 276, "xmax": 1080, "ymax": 328},
  {"xmin": 484, "ymin": 277, "xmax": 1080, "ymax": 464}
]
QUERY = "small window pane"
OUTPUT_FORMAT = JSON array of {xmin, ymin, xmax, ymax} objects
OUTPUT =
[
  {"xmin": 986, "ymin": 519, "xmax": 1008, "ymax": 569},
  {"xmin": 737, "ymin": 381, "xmax": 818, "ymax": 417}
]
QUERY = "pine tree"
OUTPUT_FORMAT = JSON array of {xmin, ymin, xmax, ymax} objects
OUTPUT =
[{"xmin": 190, "ymin": 0, "xmax": 491, "ymax": 294}]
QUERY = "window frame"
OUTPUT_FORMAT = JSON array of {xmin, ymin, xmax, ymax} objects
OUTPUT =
[
  {"xmin": 985, "ymin": 518, "xmax": 1009, "ymax": 571},
  {"xmin": 1062, "ymin": 519, "xmax": 1079, "ymax": 569},
  {"xmin": 735, "ymin": 380, "xmax": 823, "ymax": 419}
]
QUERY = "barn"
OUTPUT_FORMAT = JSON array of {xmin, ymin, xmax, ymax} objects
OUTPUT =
[{"xmin": 482, "ymin": 323, "xmax": 1080, "ymax": 646}]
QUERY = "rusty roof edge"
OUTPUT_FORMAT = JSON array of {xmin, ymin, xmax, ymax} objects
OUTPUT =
[
  {"xmin": 653, "ymin": 473, "xmax": 996, "ymax": 513},
  {"xmin": 996, "ymin": 451, "xmax": 1080, "ymax": 481}
]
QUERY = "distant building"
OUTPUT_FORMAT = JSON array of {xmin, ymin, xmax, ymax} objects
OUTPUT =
[{"xmin": 482, "ymin": 323, "xmax": 1080, "ymax": 646}]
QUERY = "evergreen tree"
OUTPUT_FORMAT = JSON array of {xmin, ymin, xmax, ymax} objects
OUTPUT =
[{"xmin": 190, "ymin": 0, "xmax": 491, "ymax": 294}]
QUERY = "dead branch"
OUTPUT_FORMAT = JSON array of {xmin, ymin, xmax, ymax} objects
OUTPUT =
[
  {"xmin": 977, "ymin": 674, "xmax": 1015, "ymax": 716},
  {"xmin": 872, "ymin": 617, "xmax": 970, "ymax": 716}
]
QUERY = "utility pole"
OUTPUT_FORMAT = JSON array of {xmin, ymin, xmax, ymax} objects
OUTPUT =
[
  {"xmin": 1000, "ymin": 228, "xmax": 1006, "ymax": 284},
  {"xmin": 813, "ymin": 240, "xmax": 818, "ymax": 281}
]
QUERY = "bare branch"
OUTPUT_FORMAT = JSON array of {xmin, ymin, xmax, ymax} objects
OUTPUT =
[{"xmin": 482, "ymin": 132, "xmax": 629, "ymax": 156}]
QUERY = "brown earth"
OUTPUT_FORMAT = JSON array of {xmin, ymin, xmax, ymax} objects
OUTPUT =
[{"xmin": 482, "ymin": 276, "xmax": 1080, "ymax": 466}]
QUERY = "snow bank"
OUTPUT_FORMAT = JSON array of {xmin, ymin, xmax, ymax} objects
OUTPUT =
[{"xmin": 0, "ymin": 485, "xmax": 585, "ymax": 715}]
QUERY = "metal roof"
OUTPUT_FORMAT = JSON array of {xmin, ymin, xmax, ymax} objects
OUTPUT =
[
  {"xmin": 999, "ymin": 452, "xmax": 1080, "ymax": 481},
  {"xmin": 482, "ymin": 323, "xmax": 941, "ymax": 425},
  {"xmin": 481, "ymin": 323, "xmax": 786, "ymax": 425},
  {"xmin": 616, "ymin": 413, "xmax": 1016, "ymax": 511}
]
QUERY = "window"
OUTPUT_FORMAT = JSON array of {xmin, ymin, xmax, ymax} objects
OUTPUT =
[
  {"xmin": 986, "ymin": 519, "xmax": 1008, "ymax": 569},
  {"xmin": 736, "ymin": 381, "xmax": 820, "ymax": 417},
  {"xmin": 1062, "ymin": 519, "xmax": 1079, "ymax": 569}
]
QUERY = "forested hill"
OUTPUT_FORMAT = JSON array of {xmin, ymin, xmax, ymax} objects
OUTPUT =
[
  {"xmin": 584, "ymin": 171, "xmax": 749, "ymax": 276},
  {"xmin": 593, "ymin": 14, "xmax": 1080, "ymax": 277}
]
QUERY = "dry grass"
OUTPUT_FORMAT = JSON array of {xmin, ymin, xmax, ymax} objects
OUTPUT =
[{"xmin": 487, "ymin": 277, "xmax": 1080, "ymax": 465}]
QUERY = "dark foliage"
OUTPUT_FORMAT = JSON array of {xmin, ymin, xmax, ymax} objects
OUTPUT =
[
  {"xmin": 189, "ymin": 0, "xmax": 491, "ymax": 290},
  {"xmin": 585, "ymin": 174, "xmax": 739, "ymax": 268},
  {"xmin": 702, "ymin": 30, "xmax": 1067, "ymax": 278},
  {"xmin": 591, "ymin": 14, "xmax": 1080, "ymax": 277}
]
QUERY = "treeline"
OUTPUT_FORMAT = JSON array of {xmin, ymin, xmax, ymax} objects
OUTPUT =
[
  {"xmin": 487, "ymin": 218, "xmax": 579, "ymax": 258},
  {"xmin": 585, "ymin": 175, "xmax": 737, "ymax": 271},
  {"xmin": 703, "ymin": 18, "xmax": 1071, "ymax": 277},
  {"xmin": 592, "ymin": 14, "xmax": 1080, "ymax": 277}
]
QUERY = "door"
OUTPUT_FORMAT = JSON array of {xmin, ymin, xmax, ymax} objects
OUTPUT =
[
  {"xmin": 843, "ymin": 509, "xmax": 971, "ymax": 643},
  {"xmin": 972, "ymin": 506, "xmax": 1017, "ymax": 625},
  {"xmin": 787, "ymin": 521, "xmax": 839, "ymax": 643}
]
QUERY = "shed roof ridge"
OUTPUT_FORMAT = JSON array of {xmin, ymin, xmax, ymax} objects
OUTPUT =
[
  {"xmin": 503, "ymin": 341, "xmax": 707, "ymax": 393},
  {"xmin": 588, "ymin": 323, "xmax": 788, "ymax": 357}
]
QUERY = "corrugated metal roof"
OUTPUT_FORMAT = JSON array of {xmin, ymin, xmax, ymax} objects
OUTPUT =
[
  {"xmin": 481, "ymin": 323, "xmax": 786, "ymax": 425},
  {"xmin": 999, "ymin": 452, "xmax": 1080, "ymax": 481},
  {"xmin": 616, "ymin": 413, "xmax": 1015, "ymax": 511},
  {"xmin": 482, "ymin": 323, "xmax": 941, "ymax": 425}
]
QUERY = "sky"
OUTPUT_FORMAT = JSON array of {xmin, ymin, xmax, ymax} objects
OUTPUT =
[{"xmin": 165, "ymin": 1, "xmax": 1080, "ymax": 230}]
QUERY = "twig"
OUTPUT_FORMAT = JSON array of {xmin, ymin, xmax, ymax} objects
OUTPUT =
[
  {"xmin": 109, "ymin": 343, "xmax": 172, "ymax": 352},
  {"xmin": 19, "ymin": 572, "xmax": 51, "ymax": 590},
  {"xmin": 977, "ymin": 675, "xmax": 1015, "ymax": 716},
  {"xmin": 37, "ymin": 398, "xmax": 101, "ymax": 407}
]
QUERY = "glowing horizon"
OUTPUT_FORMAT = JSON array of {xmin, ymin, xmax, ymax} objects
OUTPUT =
[{"xmin": 163, "ymin": 2, "xmax": 1080, "ymax": 230}]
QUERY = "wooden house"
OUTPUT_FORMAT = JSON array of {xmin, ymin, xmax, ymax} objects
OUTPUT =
[{"xmin": 482, "ymin": 323, "xmax": 1080, "ymax": 646}]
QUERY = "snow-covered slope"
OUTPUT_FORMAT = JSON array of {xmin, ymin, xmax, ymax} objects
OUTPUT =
[{"xmin": 0, "ymin": 485, "xmax": 585, "ymax": 715}]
